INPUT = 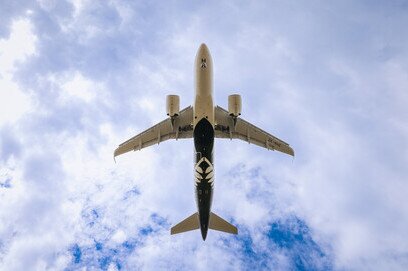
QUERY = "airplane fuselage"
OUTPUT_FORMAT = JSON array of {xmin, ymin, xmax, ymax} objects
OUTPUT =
[
  {"xmin": 114, "ymin": 43, "xmax": 293, "ymax": 241},
  {"xmin": 193, "ymin": 44, "xmax": 214, "ymax": 240}
]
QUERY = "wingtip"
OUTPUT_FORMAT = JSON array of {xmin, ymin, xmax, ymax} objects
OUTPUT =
[
  {"xmin": 288, "ymin": 146, "xmax": 295, "ymax": 157},
  {"xmin": 289, "ymin": 148, "xmax": 295, "ymax": 163},
  {"xmin": 113, "ymin": 149, "xmax": 119, "ymax": 163}
]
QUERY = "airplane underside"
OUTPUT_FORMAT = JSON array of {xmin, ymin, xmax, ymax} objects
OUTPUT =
[
  {"xmin": 194, "ymin": 117, "xmax": 214, "ymax": 240},
  {"xmin": 114, "ymin": 43, "xmax": 294, "ymax": 240},
  {"xmin": 170, "ymin": 117, "xmax": 238, "ymax": 240}
]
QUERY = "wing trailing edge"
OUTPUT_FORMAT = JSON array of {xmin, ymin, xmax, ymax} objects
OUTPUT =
[
  {"xmin": 171, "ymin": 213, "xmax": 199, "ymax": 235},
  {"xmin": 208, "ymin": 212, "xmax": 238, "ymax": 234}
]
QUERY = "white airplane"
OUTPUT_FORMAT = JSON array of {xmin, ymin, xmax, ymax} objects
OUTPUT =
[{"xmin": 114, "ymin": 43, "xmax": 294, "ymax": 240}]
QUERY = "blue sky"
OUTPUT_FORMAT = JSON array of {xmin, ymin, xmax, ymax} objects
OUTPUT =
[{"xmin": 1, "ymin": 0, "xmax": 408, "ymax": 270}]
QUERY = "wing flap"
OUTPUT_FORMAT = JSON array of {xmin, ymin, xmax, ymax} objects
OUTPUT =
[
  {"xmin": 214, "ymin": 106, "xmax": 294, "ymax": 156},
  {"xmin": 114, "ymin": 106, "xmax": 193, "ymax": 158}
]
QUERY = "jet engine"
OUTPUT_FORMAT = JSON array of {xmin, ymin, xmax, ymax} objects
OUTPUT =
[
  {"xmin": 228, "ymin": 94, "xmax": 241, "ymax": 117},
  {"xmin": 166, "ymin": 95, "xmax": 180, "ymax": 117}
]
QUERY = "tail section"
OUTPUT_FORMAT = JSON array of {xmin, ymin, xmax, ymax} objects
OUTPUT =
[
  {"xmin": 209, "ymin": 212, "xmax": 238, "ymax": 234},
  {"xmin": 171, "ymin": 213, "xmax": 199, "ymax": 235},
  {"xmin": 170, "ymin": 212, "xmax": 238, "ymax": 236}
]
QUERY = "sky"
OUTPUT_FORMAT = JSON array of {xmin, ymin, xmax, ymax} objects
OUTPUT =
[{"xmin": 0, "ymin": 0, "xmax": 408, "ymax": 270}]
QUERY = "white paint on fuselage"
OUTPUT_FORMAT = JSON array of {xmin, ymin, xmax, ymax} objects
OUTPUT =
[
  {"xmin": 194, "ymin": 157, "xmax": 214, "ymax": 186},
  {"xmin": 193, "ymin": 43, "xmax": 214, "ymax": 128}
]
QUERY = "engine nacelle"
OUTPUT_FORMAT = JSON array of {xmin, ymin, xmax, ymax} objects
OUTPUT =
[
  {"xmin": 228, "ymin": 94, "xmax": 242, "ymax": 117},
  {"xmin": 166, "ymin": 95, "xmax": 180, "ymax": 117}
]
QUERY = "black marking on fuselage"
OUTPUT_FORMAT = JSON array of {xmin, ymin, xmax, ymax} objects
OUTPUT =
[
  {"xmin": 194, "ymin": 117, "xmax": 214, "ymax": 240},
  {"xmin": 201, "ymin": 58, "xmax": 207, "ymax": 68}
]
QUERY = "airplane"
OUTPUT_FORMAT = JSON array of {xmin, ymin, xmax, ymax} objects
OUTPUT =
[{"xmin": 114, "ymin": 43, "xmax": 294, "ymax": 240}]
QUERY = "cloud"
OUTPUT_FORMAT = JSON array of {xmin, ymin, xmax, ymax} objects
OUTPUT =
[
  {"xmin": 59, "ymin": 71, "xmax": 97, "ymax": 103},
  {"xmin": 1, "ymin": 1, "xmax": 408, "ymax": 270},
  {"xmin": 0, "ymin": 18, "xmax": 36, "ymax": 126}
]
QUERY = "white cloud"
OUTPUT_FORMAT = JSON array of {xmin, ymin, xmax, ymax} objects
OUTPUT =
[
  {"xmin": 111, "ymin": 230, "xmax": 127, "ymax": 244},
  {"xmin": 0, "ymin": 79, "xmax": 32, "ymax": 125},
  {"xmin": 1, "ymin": 1, "xmax": 408, "ymax": 270},
  {"xmin": 0, "ymin": 19, "xmax": 36, "ymax": 126},
  {"xmin": 69, "ymin": 0, "xmax": 87, "ymax": 16},
  {"xmin": 59, "ymin": 71, "xmax": 97, "ymax": 103},
  {"xmin": 0, "ymin": 19, "xmax": 36, "ymax": 74},
  {"xmin": 37, "ymin": 0, "xmax": 57, "ymax": 12}
]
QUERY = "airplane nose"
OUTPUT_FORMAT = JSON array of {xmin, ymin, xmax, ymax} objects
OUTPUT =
[
  {"xmin": 195, "ymin": 43, "xmax": 212, "ymax": 68},
  {"xmin": 198, "ymin": 43, "xmax": 209, "ymax": 54}
]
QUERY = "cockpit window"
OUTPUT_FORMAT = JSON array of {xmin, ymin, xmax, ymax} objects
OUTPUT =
[{"xmin": 201, "ymin": 58, "xmax": 207, "ymax": 68}]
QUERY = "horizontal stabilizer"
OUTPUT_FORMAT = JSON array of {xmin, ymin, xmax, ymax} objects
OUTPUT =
[
  {"xmin": 209, "ymin": 212, "xmax": 238, "ymax": 234},
  {"xmin": 171, "ymin": 213, "xmax": 199, "ymax": 235}
]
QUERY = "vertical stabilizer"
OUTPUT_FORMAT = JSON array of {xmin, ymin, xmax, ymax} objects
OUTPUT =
[{"xmin": 209, "ymin": 212, "xmax": 238, "ymax": 234}]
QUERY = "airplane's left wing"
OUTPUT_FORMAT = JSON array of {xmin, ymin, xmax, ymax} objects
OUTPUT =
[
  {"xmin": 214, "ymin": 106, "xmax": 294, "ymax": 156},
  {"xmin": 114, "ymin": 106, "xmax": 193, "ymax": 159}
]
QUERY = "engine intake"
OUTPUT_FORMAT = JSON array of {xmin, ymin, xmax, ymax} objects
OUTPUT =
[
  {"xmin": 166, "ymin": 95, "xmax": 180, "ymax": 117},
  {"xmin": 228, "ymin": 94, "xmax": 242, "ymax": 117}
]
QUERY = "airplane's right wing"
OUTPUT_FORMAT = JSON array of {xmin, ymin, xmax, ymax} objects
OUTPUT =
[
  {"xmin": 114, "ymin": 106, "xmax": 193, "ymax": 159},
  {"xmin": 214, "ymin": 106, "xmax": 294, "ymax": 156}
]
